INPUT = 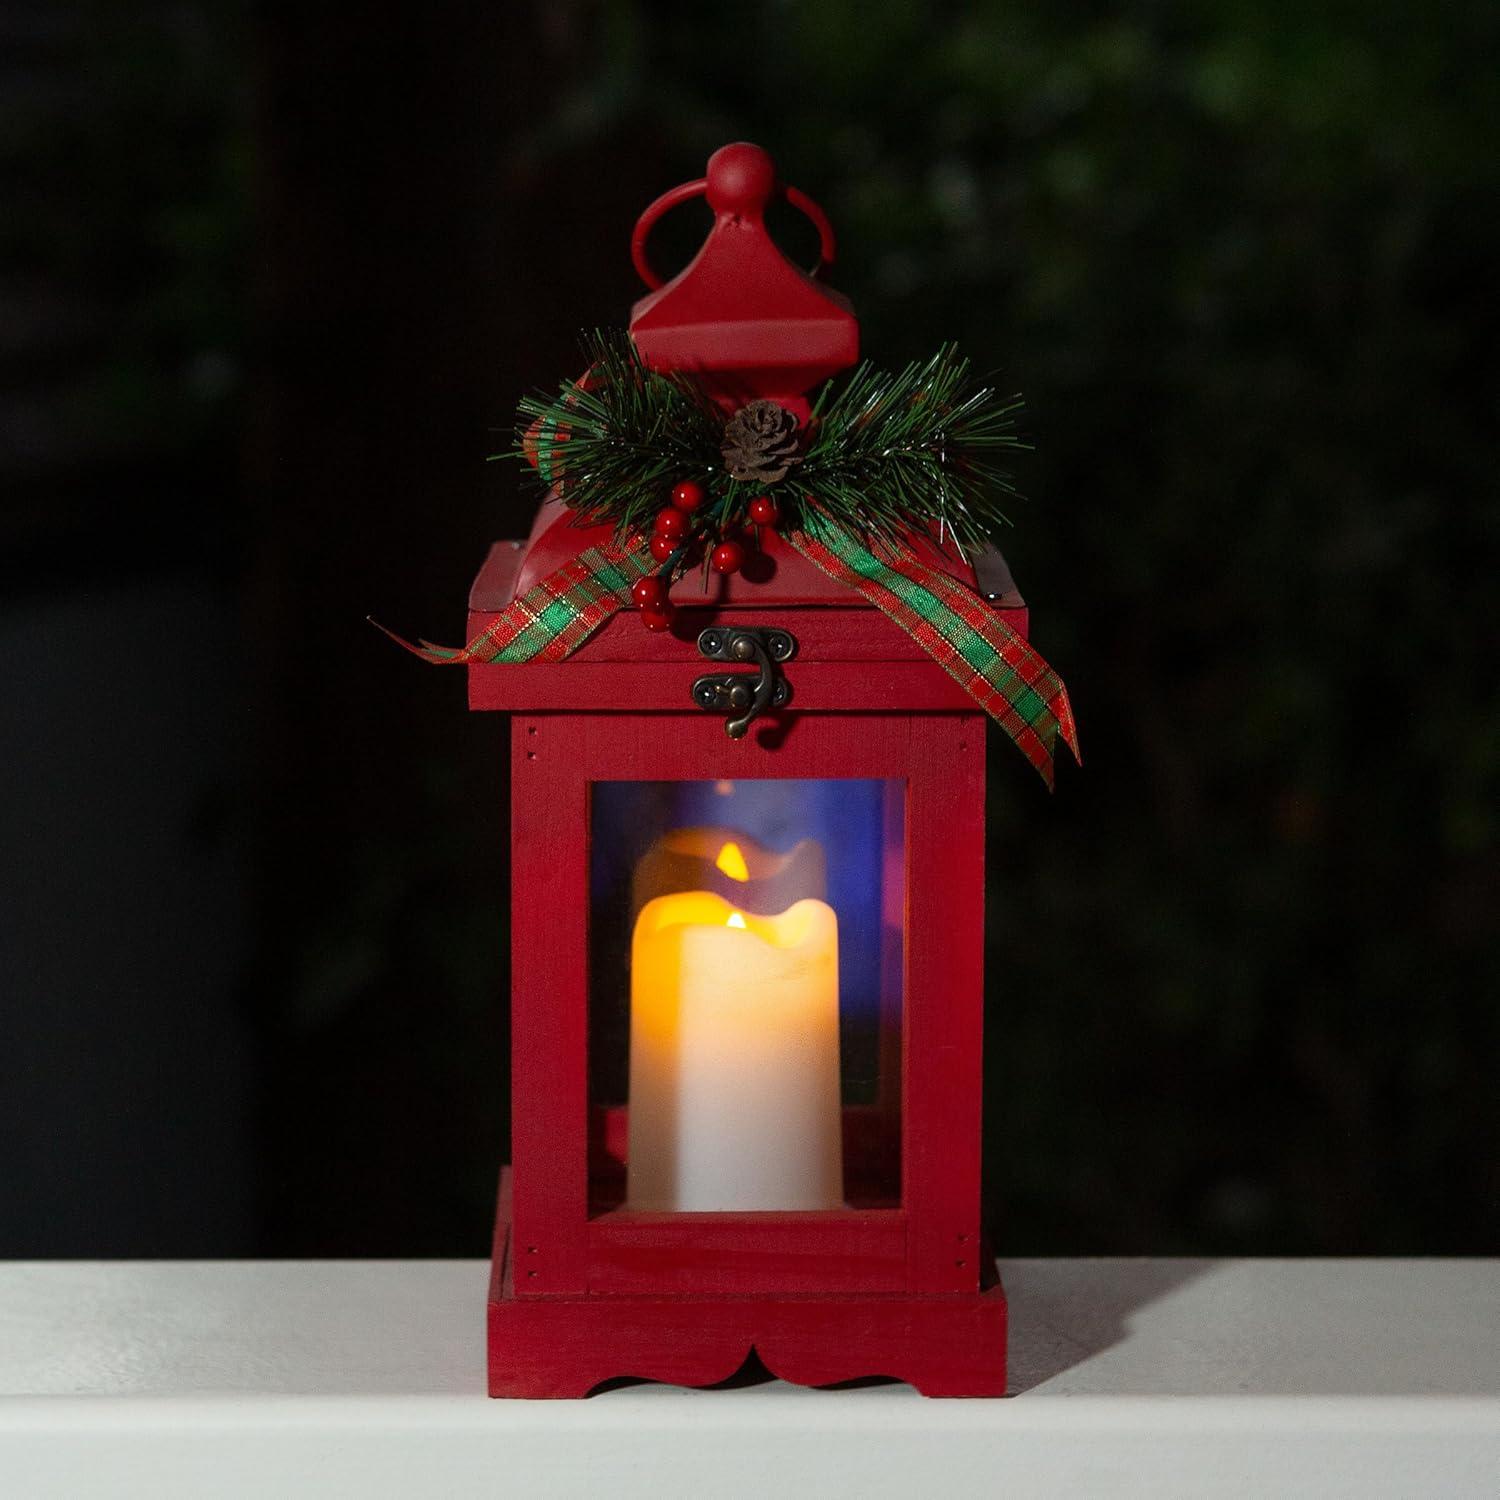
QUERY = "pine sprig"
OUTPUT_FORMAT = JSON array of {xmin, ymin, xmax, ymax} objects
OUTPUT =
[
  {"xmin": 512, "ymin": 330, "xmax": 722, "ymax": 541},
  {"xmin": 508, "ymin": 329, "xmax": 1027, "ymax": 563},
  {"xmin": 796, "ymin": 345, "xmax": 1025, "ymax": 557}
]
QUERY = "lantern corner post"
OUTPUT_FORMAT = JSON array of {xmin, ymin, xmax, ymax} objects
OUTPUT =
[
  {"xmin": 900, "ymin": 714, "xmax": 990, "ymax": 1297},
  {"xmin": 504, "ymin": 712, "xmax": 592, "ymax": 1299}
]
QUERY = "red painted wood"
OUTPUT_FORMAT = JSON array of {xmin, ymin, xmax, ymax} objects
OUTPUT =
[
  {"xmin": 509, "ymin": 714, "xmax": 590, "ymax": 1295},
  {"xmin": 480, "ymin": 141, "xmax": 1012, "ymax": 1398},
  {"xmin": 628, "ymin": 143, "xmax": 859, "ymax": 409},
  {"xmin": 878, "ymin": 779, "xmax": 906, "ymax": 1195},
  {"xmin": 490, "ymin": 1171, "xmax": 1006, "ymax": 1398},
  {"xmin": 469, "ymin": 663, "xmax": 980, "ymax": 714},
  {"xmin": 503, "ymin": 711, "xmax": 995, "ymax": 1312},
  {"xmin": 586, "ymin": 1209, "xmax": 906, "ymax": 1296},
  {"xmin": 630, "ymin": 154, "xmax": 838, "ymax": 295},
  {"xmin": 485, "ymin": 496, "xmax": 1009, "ymax": 1382},
  {"xmin": 467, "ymin": 538, "xmax": 526, "ymax": 611},
  {"xmin": 903, "ymin": 715, "xmax": 987, "ymax": 1294}
]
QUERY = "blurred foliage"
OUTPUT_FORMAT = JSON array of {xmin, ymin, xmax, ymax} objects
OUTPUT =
[
  {"xmin": 537, "ymin": 0, "xmax": 1500, "ymax": 1252},
  {"xmin": 0, "ymin": 1, "xmax": 249, "ymax": 580},
  {"xmin": 10, "ymin": 0, "xmax": 1497, "ymax": 1255}
]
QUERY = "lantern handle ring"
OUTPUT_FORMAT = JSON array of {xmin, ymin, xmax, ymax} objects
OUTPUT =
[{"xmin": 631, "ymin": 168, "xmax": 837, "ymax": 291}]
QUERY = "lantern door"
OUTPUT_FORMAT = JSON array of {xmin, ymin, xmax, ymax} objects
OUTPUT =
[{"xmin": 508, "ymin": 708, "xmax": 986, "ymax": 1301}]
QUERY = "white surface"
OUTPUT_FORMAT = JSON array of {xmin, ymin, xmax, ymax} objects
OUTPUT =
[{"xmin": 0, "ymin": 1258, "xmax": 1497, "ymax": 1498}]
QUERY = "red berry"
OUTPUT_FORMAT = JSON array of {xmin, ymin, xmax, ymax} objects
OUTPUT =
[
  {"xmin": 748, "ymin": 494, "xmax": 779, "ymax": 527},
  {"xmin": 653, "ymin": 508, "xmax": 687, "ymax": 539},
  {"xmin": 710, "ymin": 540, "xmax": 745, "ymax": 575},
  {"xmin": 640, "ymin": 602, "xmax": 675, "ymax": 633},
  {"xmin": 649, "ymin": 532, "xmax": 677, "ymax": 562},
  {"xmin": 670, "ymin": 480, "xmax": 705, "ymax": 512},
  {"xmin": 631, "ymin": 575, "xmax": 666, "ymax": 609}
]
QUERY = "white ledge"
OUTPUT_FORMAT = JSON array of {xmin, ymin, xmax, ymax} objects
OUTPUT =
[{"xmin": 1, "ymin": 1258, "xmax": 1497, "ymax": 1497}]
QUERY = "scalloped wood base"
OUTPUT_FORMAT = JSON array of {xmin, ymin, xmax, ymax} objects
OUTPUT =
[{"xmin": 488, "ymin": 1172, "xmax": 1007, "ymax": 1398}]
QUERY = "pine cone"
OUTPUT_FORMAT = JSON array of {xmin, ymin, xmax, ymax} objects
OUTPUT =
[{"xmin": 721, "ymin": 399, "xmax": 803, "ymax": 485}]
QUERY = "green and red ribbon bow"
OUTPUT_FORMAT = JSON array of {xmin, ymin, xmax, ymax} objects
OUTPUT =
[
  {"xmin": 386, "ymin": 530, "xmax": 1078, "ymax": 787},
  {"xmin": 790, "ymin": 520, "xmax": 1078, "ymax": 788},
  {"xmin": 383, "ymin": 541, "xmax": 654, "ymax": 665}
]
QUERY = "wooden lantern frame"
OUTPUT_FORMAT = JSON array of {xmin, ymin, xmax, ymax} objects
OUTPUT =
[{"xmin": 472, "ymin": 527, "xmax": 1015, "ymax": 1396}]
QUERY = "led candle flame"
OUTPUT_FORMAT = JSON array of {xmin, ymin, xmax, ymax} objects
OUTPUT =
[
  {"xmin": 627, "ymin": 891, "xmax": 844, "ymax": 1212},
  {"xmin": 716, "ymin": 842, "xmax": 751, "ymax": 882},
  {"xmin": 632, "ymin": 827, "xmax": 826, "ymax": 918}
]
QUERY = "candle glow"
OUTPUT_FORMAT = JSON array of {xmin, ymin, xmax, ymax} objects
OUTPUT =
[
  {"xmin": 715, "ymin": 841, "xmax": 751, "ymax": 881},
  {"xmin": 631, "ymin": 826, "xmax": 826, "ymax": 919},
  {"xmin": 626, "ymin": 890, "xmax": 844, "ymax": 1213}
]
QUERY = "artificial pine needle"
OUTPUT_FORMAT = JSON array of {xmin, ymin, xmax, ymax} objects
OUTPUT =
[{"xmin": 506, "ymin": 329, "xmax": 1026, "ymax": 560}]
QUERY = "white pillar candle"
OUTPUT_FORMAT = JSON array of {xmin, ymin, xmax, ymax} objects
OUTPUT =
[{"xmin": 627, "ymin": 891, "xmax": 843, "ymax": 1213}]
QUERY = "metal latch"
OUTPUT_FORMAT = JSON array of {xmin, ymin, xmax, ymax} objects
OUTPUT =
[{"xmin": 691, "ymin": 626, "xmax": 796, "ymax": 738}]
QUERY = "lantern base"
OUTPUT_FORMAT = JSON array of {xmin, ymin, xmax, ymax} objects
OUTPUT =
[{"xmin": 487, "ymin": 1171, "xmax": 1007, "ymax": 1398}]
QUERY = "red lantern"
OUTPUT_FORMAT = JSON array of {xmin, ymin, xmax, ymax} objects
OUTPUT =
[{"xmin": 470, "ymin": 145, "xmax": 1035, "ymax": 1398}]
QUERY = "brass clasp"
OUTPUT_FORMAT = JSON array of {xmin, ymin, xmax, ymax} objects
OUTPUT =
[{"xmin": 691, "ymin": 626, "xmax": 796, "ymax": 738}]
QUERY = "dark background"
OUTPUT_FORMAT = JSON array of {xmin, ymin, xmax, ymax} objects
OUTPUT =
[{"xmin": 2, "ymin": 1, "xmax": 1496, "ymax": 1259}]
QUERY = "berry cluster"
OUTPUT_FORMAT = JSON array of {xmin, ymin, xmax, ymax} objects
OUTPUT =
[{"xmin": 631, "ymin": 482, "xmax": 782, "ymax": 632}]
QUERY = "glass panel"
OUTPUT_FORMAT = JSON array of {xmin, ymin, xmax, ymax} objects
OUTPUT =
[{"xmin": 588, "ymin": 779, "xmax": 904, "ymax": 1215}]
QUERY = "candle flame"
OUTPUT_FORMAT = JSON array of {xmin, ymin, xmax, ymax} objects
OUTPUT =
[
  {"xmin": 726, "ymin": 911, "xmax": 747, "ymax": 929},
  {"xmin": 715, "ymin": 841, "xmax": 750, "ymax": 882}
]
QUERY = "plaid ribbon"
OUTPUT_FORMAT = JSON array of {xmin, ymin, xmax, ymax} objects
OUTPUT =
[
  {"xmin": 375, "ymin": 537, "xmax": 653, "ymax": 665},
  {"xmin": 385, "ymin": 524, "xmax": 1076, "ymax": 785},
  {"xmin": 789, "ymin": 521, "xmax": 1079, "ymax": 788}
]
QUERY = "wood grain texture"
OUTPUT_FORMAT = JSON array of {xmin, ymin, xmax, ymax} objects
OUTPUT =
[
  {"xmin": 490, "ymin": 1171, "xmax": 1006, "ymax": 1398},
  {"xmin": 469, "ymin": 662, "xmax": 981, "ymax": 713},
  {"xmin": 509, "ymin": 715, "xmax": 589, "ymax": 1295},
  {"xmin": 585, "ymin": 1210, "xmax": 907, "ymax": 1296},
  {"xmin": 497, "ymin": 703, "xmax": 1001, "ymax": 1390},
  {"xmin": 904, "ymin": 714, "xmax": 987, "ymax": 1294}
]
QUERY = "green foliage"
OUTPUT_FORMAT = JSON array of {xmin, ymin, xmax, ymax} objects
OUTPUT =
[
  {"xmin": 0, "ymin": 1, "xmax": 249, "ymax": 567},
  {"xmin": 512, "ymin": 328, "xmax": 723, "ymax": 539},
  {"xmin": 98, "ymin": 0, "xmax": 1490, "ymax": 1258},
  {"xmin": 798, "ymin": 348, "xmax": 1024, "ymax": 556},
  {"xmin": 513, "ymin": 329, "xmax": 1025, "ymax": 560}
]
